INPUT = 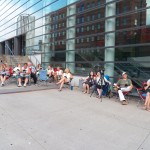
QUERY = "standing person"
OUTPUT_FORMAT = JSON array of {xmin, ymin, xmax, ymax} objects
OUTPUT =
[
  {"xmin": 95, "ymin": 71, "xmax": 105, "ymax": 99},
  {"xmin": 28, "ymin": 62, "xmax": 37, "ymax": 85},
  {"xmin": 0, "ymin": 63, "xmax": 10, "ymax": 86},
  {"xmin": 143, "ymin": 80, "xmax": 150, "ymax": 111},
  {"xmin": 56, "ymin": 68, "xmax": 73, "ymax": 91},
  {"xmin": 114, "ymin": 72, "xmax": 133, "ymax": 105}
]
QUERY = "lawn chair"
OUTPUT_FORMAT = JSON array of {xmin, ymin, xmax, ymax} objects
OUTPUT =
[
  {"xmin": 37, "ymin": 70, "xmax": 49, "ymax": 86},
  {"xmin": 135, "ymin": 87, "xmax": 146, "ymax": 106},
  {"xmin": 4, "ymin": 67, "xmax": 16, "ymax": 85}
]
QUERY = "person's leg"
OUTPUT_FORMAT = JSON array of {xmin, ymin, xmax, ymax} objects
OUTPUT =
[
  {"xmin": 31, "ymin": 73, "xmax": 37, "ymax": 84},
  {"xmin": 0, "ymin": 75, "xmax": 4, "ymax": 85},
  {"xmin": 145, "ymin": 92, "xmax": 150, "ymax": 111},
  {"xmin": 3, "ymin": 76, "xmax": 6, "ymax": 84},
  {"xmin": 59, "ymin": 81, "xmax": 65, "ymax": 91},
  {"xmin": 97, "ymin": 88, "xmax": 102, "ymax": 98},
  {"xmin": 87, "ymin": 84, "xmax": 90, "ymax": 94},
  {"xmin": 56, "ymin": 77, "xmax": 65, "ymax": 84},
  {"xmin": 18, "ymin": 77, "xmax": 22, "ymax": 86},
  {"xmin": 83, "ymin": 83, "xmax": 87, "ymax": 93},
  {"xmin": 24, "ymin": 77, "xmax": 28, "ymax": 86}
]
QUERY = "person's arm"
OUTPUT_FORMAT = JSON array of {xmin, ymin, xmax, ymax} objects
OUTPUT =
[
  {"xmin": 114, "ymin": 80, "xmax": 120, "ymax": 89},
  {"xmin": 104, "ymin": 77, "xmax": 111, "ymax": 85},
  {"xmin": 128, "ymin": 79, "xmax": 133, "ymax": 90},
  {"xmin": 26, "ymin": 68, "xmax": 31, "ymax": 74},
  {"xmin": 144, "ymin": 83, "xmax": 150, "ymax": 91}
]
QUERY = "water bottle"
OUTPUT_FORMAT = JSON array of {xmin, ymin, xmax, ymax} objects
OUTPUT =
[{"xmin": 70, "ymin": 85, "xmax": 73, "ymax": 90}]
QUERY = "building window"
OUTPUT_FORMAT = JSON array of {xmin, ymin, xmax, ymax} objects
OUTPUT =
[
  {"xmin": 81, "ymin": 17, "xmax": 84, "ymax": 23},
  {"xmin": 123, "ymin": 6, "xmax": 128, "ymax": 12},
  {"xmin": 116, "ymin": 20, "xmax": 119, "ymax": 26},
  {"xmin": 92, "ymin": 2, "xmax": 95, "ymax": 8},
  {"xmin": 81, "ymin": 27, "xmax": 84, "ymax": 32},
  {"xmin": 122, "ymin": 18, "xmax": 127, "ymax": 25},
  {"xmin": 87, "ymin": 3, "xmax": 90, "ymax": 9},
  {"xmin": 98, "ymin": 13, "xmax": 101, "ymax": 19},
  {"xmin": 91, "ymin": 37, "xmax": 94, "ymax": 41},
  {"xmin": 77, "ymin": 28, "xmax": 80, "ymax": 33},
  {"xmin": 92, "ymin": 25, "xmax": 95, "ymax": 30},
  {"xmin": 86, "ymin": 26, "xmax": 90, "ymax": 31},
  {"xmin": 97, "ymin": 24, "xmax": 101, "ymax": 29},
  {"xmin": 87, "ymin": 37, "xmax": 90, "ymax": 42},
  {"xmin": 77, "ymin": 18, "xmax": 80, "ymax": 24},
  {"xmin": 81, "ymin": 4, "xmax": 84, "ymax": 11},
  {"xmin": 62, "ymin": 31, "xmax": 65, "ymax": 36},
  {"xmin": 86, "ymin": 16, "xmax": 90, "ymax": 22},
  {"xmin": 76, "ymin": 39, "xmax": 80, "ymax": 43},
  {"xmin": 92, "ymin": 15, "xmax": 95, "ymax": 21},
  {"xmin": 81, "ymin": 38, "xmax": 84, "ymax": 43},
  {"xmin": 97, "ymin": 0, "xmax": 100, "ymax": 6}
]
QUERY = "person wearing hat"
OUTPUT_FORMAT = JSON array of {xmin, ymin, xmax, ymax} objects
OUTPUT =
[{"xmin": 114, "ymin": 72, "xmax": 133, "ymax": 105}]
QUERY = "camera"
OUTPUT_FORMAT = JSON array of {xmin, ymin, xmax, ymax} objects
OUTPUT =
[{"xmin": 100, "ymin": 68, "xmax": 105, "ymax": 76}]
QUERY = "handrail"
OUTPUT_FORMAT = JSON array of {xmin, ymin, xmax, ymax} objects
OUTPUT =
[
  {"xmin": 5, "ymin": 43, "xmax": 18, "ymax": 66},
  {"xmin": 31, "ymin": 51, "xmax": 41, "ymax": 67}
]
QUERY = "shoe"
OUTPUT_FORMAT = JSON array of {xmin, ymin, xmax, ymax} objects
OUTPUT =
[
  {"xmin": 18, "ymin": 84, "xmax": 22, "ymax": 87},
  {"xmin": 1, "ymin": 83, "xmax": 4, "ymax": 87},
  {"xmin": 24, "ymin": 84, "xmax": 26, "ymax": 87},
  {"xmin": 122, "ymin": 100, "xmax": 128, "ymax": 105}
]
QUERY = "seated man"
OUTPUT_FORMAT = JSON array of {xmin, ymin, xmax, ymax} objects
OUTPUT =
[{"xmin": 114, "ymin": 72, "xmax": 133, "ymax": 105}]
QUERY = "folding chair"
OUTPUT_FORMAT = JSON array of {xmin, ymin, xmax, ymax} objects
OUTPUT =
[
  {"xmin": 135, "ymin": 87, "xmax": 146, "ymax": 107},
  {"xmin": 64, "ymin": 78, "xmax": 73, "ymax": 89},
  {"xmin": 5, "ymin": 67, "xmax": 16, "ymax": 85},
  {"xmin": 37, "ymin": 70, "xmax": 49, "ymax": 86}
]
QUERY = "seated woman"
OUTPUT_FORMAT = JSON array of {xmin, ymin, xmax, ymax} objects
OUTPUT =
[
  {"xmin": 82, "ymin": 71, "xmax": 95, "ymax": 94},
  {"xmin": 54, "ymin": 66, "xmax": 63, "ymax": 81},
  {"xmin": 47, "ymin": 65, "xmax": 54, "ymax": 77},
  {"xmin": 36, "ymin": 64, "xmax": 42, "ymax": 76},
  {"xmin": 13, "ymin": 64, "xmax": 22, "ymax": 77},
  {"xmin": 0, "ymin": 63, "xmax": 10, "ymax": 86},
  {"xmin": 56, "ymin": 68, "xmax": 73, "ymax": 91},
  {"xmin": 17, "ymin": 63, "xmax": 30, "ymax": 87},
  {"xmin": 142, "ymin": 80, "xmax": 150, "ymax": 111}
]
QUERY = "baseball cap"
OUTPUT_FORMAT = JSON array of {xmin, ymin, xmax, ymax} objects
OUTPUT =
[{"xmin": 122, "ymin": 72, "xmax": 127, "ymax": 76}]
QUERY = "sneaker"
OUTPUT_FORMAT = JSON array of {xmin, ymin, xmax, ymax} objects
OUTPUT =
[
  {"xmin": 18, "ymin": 84, "xmax": 22, "ymax": 87},
  {"xmin": 1, "ymin": 83, "xmax": 4, "ymax": 87},
  {"xmin": 122, "ymin": 100, "xmax": 128, "ymax": 105},
  {"xmin": 24, "ymin": 84, "xmax": 26, "ymax": 87}
]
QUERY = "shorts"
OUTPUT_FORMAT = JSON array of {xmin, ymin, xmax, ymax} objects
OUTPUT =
[{"xmin": 96, "ymin": 85, "xmax": 104, "ymax": 89}]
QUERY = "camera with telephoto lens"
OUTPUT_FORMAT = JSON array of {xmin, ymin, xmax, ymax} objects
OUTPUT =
[{"xmin": 100, "ymin": 68, "xmax": 105, "ymax": 76}]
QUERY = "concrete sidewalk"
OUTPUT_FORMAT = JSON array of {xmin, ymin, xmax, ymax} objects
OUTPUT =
[{"xmin": 0, "ymin": 89, "xmax": 150, "ymax": 150}]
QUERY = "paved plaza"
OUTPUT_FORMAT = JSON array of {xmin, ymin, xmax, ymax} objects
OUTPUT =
[{"xmin": 0, "ymin": 87, "xmax": 150, "ymax": 150}]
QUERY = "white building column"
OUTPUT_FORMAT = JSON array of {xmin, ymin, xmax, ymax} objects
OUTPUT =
[
  {"xmin": 105, "ymin": 0, "xmax": 116, "ymax": 83},
  {"xmin": 66, "ymin": 0, "xmax": 77, "ymax": 73}
]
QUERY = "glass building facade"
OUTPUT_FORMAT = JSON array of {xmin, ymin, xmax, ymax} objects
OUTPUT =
[{"xmin": 0, "ymin": 0, "xmax": 150, "ymax": 84}]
